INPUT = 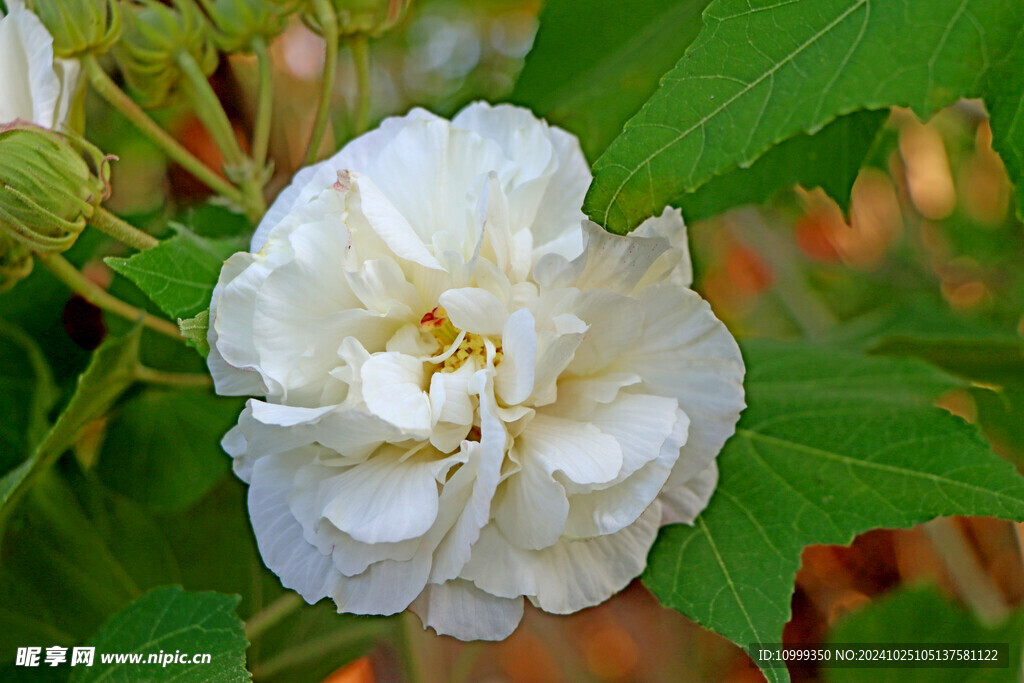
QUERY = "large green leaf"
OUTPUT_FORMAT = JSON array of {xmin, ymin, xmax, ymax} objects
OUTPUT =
[
  {"xmin": 584, "ymin": 0, "xmax": 1023, "ymax": 233},
  {"xmin": 105, "ymin": 227, "xmax": 242, "ymax": 320},
  {"xmin": 825, "ymin": 588, "xmax": 1024, "ymax": 683},
  {"xmin": 643, "ymin": 340, "xmax": 1024, "ymax": 683},
  {"xmin": 984, "ymin": 27, "xmax": 1024, "ymax": 220},
  {"xmin": 677, "ymin": 110, "xmax": 887, "ymax": 221},
  {"xmin": 97, "ymin": 388, "xmax": 242, "ymax": 513},
  {"xmin": 0, "ymin": 321, "xmax": 58, "ymax": 472},
  {"xmin": 69, "ymin": 586, "xmax": 249, "ymax": 683},
  {"xmin": 0, "ymin": 472, "xmax": 179, "ymax": 660},
  {"xmin": 510, "ymin": 0, "xmax": 713, "ymax": 160},
  {"xmin": 0, "ymin": 327, "xmax": 141, "ymax": 530}
]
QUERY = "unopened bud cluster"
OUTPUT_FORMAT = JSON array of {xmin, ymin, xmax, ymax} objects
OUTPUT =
[
  {"xmin": 303, "ymin": 0, "xmax": 413, "ymax": 38},
  {"xmin": 25, "ymin": 0, "xmax": 122, "ymax": 58},
  {"xmin": 0, "ymin": 124, "xmax": 110, "ymax": 258}
]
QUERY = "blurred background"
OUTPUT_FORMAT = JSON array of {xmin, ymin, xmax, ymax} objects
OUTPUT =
[{"xmin": 48, "ymin": 0, "xmax": 1024, "ymax": 680}]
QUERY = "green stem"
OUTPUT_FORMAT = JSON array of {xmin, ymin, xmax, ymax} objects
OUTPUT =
[
  {"xmin": 251, "ymin": 37, "xmax": 274, "ymax": 170},
  {"xmin": 134, "ymin": 365, "xmax": 212, "ymax": 388},
  {"xmin": 304, "ymin": 0, "xmax": 339, "ymax": 166},
  {"xmin": 83, "ymin": 55, "xmax": 246, "ymax": 207},
  {"xmin": 350, "ymin": 34, "xmax": 372, "ymax": 136},
  {"xmin": 250, "ymin": 621, "xmax": 388, "ymax": 679},
  {"xmin": 39, "ymin": 253, "xmax": 183, "ymax": 341},
  {"xmin": 176, "ymin": 50, "xmax": 247, "ymax": 169},
  {"xmin": 91, "ymin": 207, "xmax": 158, "ymax": 251},
  {"xmin": 244, "ymin": 591, "xmax": 303, "ymax": 642},
  {"xmin": 400, "ymin": 611, "xmax": 427, "ymax": 683},
  {"xmin": 175, "ymin": 51, "xmax": 267, "ymax": 223},
  {"xmin": 449, "ymin": 641, "xmax": 484, "ymax": 683}
]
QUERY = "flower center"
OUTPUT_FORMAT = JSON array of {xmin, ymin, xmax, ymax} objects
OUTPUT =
[{"xmin": 420, "ymin": 306, "xmax": 502, "ymax": 372}]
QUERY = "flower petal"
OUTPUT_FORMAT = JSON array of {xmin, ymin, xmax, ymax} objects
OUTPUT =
[
  {"xmin": 439, "ymin": 287, "xmax": 508, "ymax": 336},
  {"xmin": 659, "ymin": 461, "xmax": 719, "ymax": 526},
  {"xmin": 248, "ymin": 452, "xmax": 335, "ymax": 603},
  {"xmin": 0, "ymin": 2, "xmax": 60, "ymax": 127},
  {"xmin": 463, "ymin": 505, "xmax": 661, "ymax": 613},
  {"xmin": 319, "ymin": 446, "xmax": 462, "ymax": 544},
  {"xmin": 410, "ymin": 579, "xmax": 524, "ymax": 641},
  {"xmin": 361, "ymin": 352, "xmax": 432, "ymax": 433},
  {"xmin": 494, "ymin": 308, "xmax": 537, "ymax": 406}
]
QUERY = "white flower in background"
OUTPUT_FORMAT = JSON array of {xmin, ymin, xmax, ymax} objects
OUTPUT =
[
  {"xmin": 0, "ymin": 0, "xmax": 79, "ymax": 128},
  {"xmin": 209, "ymin": 103, "xmax": 745, "ymax": 640}
]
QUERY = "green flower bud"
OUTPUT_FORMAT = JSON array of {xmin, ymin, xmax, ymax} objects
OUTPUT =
[
  {"xmin": 0, "ymin": 233, "xmax": 34, "ymax": 293},
  {"xmin": 0, "ymin": 123, "xmax": 111, "ymax": 255},
  {"xmin": 200, "ymin": 0, "xmax": 294, "ymax": 53},
  {"xmin": 114, "ymin": 0, "xmax": 218, "ymax": 109},
  {"xmin": 305, "ymin": 0, "xmax": 412, "ymax": 39},
  {"xmin": 25, "ymin": 0, "xmax": 122, "ymax": 59}
]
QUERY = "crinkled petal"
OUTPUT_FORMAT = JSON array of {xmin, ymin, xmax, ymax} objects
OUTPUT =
[
  {"xmin": 361, "ymin": 352, "xmax": 432, "ymax": 433},
  {"xmin": 494, "ymin": 308, "xmax": 537, "ymax": 406},
  {"xmin": 463, "ymin": 505, "xmax": 661, "ymax": 613},
  {"xmin": 319, "ymin": 447, "xmax": 462, "ymax": 544},
  {"xmin": 616, "ymin": 285, "xmax": 744, "ymax": 487},
  {"xmin": 439, "ymin": 287, "xmax": 508, "ymax": 336},
  {"xmin": 410, "ymin": 579, "xmax": 524, "ymax": 641},
  {"xmin": 248, "ymin": 452, "xmax": 335, "ymax": 603},
  {"xmin": 659, "ymin": 461, "xmax": 719, "ymax": 526}
]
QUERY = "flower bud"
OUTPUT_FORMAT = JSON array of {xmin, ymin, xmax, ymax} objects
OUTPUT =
[
  {"xmin": 114, "ymin": 0, "xmax": 218, "ymax": 109},
  {"xmin": 305, "ymin": 0, "xmax": 412, "ymax": 39},
  {"xmin": 0, "ymin": 232, "xmax": 34, "ymax": 293},
  {"xmin": 24, "ymin": 0, "xmax": 122, "ymax": 58},
  {"xmin": 0, "ymin": 123, "xmax": 110, "ymax": 255},
  {"xmin": 201, "ymin": 0, "xmax": 293, "ymax": 53}
]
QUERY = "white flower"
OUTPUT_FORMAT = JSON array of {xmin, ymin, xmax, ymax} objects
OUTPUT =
[
  {"xmin": 209, "ymin": 103, "xmax": 745, "ymax": 640},
  {"xmin": 0, "ymin": 0, "xmax": 79, "ymax": 128}
]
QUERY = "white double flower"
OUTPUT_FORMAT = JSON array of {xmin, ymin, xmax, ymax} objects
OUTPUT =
[
  {"xmin": 0, "ymin": 0, "xmax": 78, "ymax": 129},
  {"xmin": 209, "ymin": 103, "xmax": 745, "ymax": 639}
]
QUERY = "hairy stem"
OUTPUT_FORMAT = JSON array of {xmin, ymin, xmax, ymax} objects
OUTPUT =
[
  {"xmin": 90, "ymin": 207, "xmax": 159, "ymax": 251},
  {"xmin": 39, "ymin": 253, "xmax": 182, "ymax": 341},
  {"xmin": 83, "ymin": 55, "xmax": 246, "ymax": 207},
  {"xmin": 251, "ymin": 37, "xmax": 274, "ymax": 170},
  {"xmin": 350, "ymin": 34, "xmax": 372, "ymax": 136},
  {"xmin": 134, "ymin": 365, "xmax": 213, "ymax": 388},
  {"xmin": 304, "ymin": 0, "xmax": 339, "ymax": 165},
  {"xmin": 245, "ymin": 592, "xmax": 304, "ymax": 642},
  {"xmin": 176, "ymin": 51, "xmax": 267, "ymax": 222}
]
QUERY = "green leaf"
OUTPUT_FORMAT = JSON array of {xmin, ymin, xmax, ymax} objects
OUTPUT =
[
  {"xmin": 69, "ymin": 586, "xmax": 250, "ymax": 683},
  {"xmin": 178, "ymin": 310, "xmax": 210, "ymax": 357},
  {"xmin": 643, "ymin": 340, "xmax": 1024, "ymax": 683},
  {"xmin": 870, "ymin": 335, "xmax": 1024, "ymax": 388},
  {"xmin": 0, "ymin": 320, "xmax": 58, "ymax": 471},
  {"xmin": 984, "ymin": 28, "xmax": 1024, "ymax": 220},
  {"xmin": 105, "ymin": 227, "xmax": 241, "ymax": 320},
  {"xmin": 585, "ymin": 0, "xmax": 1023, "ymax": 233},
  {"xmin": 97, "ymin": 388, "xmax": 242, "ymax": 513},
  {"xmin": 677, "ymin": 110, "xmax": 887, "ymax": 221},
  {"xmin": 177, "ymin": 203, "xmax": 253, "ymax": 239},
  {"xmin": 0, "ymin": 326, "xmax": 141, "ymax": 531},
  {"xmin": 825, "ymin": 587, "xmax": 1024, "ymax": 683},
  {"xmin": 0, "ymin": 472, "xmax": 180, "ymax": 659},
  {"xmin": 511, "ymin": 0, "xmax": 713, "ymax": 160}
]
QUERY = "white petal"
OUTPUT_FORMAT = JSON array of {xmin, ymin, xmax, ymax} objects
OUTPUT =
[
  {"xmin": 570, "ymin": 221, "xmax": 672, "ymax": 296},
  {"xmin": 331, "ymin": 551, "xmax": 432, "ymax": 615},
  {"xmin": 361, "ymin": 352, "xmax": 432, "ymax": 433},
  {"xmin": 438, "ymin": 287, "xmax": 508, "ymax": 336},
  {"xmin": 248, "ymin": 453, "xmax": 335, "ymax": 603},
  {"xmin": 493, "ymin": 447, "xmax": 570, "ymax": 550},
  {"xmin": 352, "ymin": 173, "xmax": 444, "ymax": 270},
  {"xmin": 251, "ymin": 108, "xmax": 441, "ymax": 251},
  {"xmin": 410, "ymin": 579, "xmax": 524, "ymax": 641},
  {"xmin": 659, "ymin": 461, "xmax": 719, "ymax": 525},
  {"xmin": 0, "ymin": 2, "xmax": 61, "ymax": 127},
  {"xmin": 428, "ymin": 362, "xmax": 475, "ymax": 427},
  {"xmin": 494, "ymin": 308, "xmax": 536, "ymax": 406},
  {"xmin": 631, "ymin": 207, "xmax": 693, "ymax": 288},
  {"xmin": 615, "ymin": 285, "xmax": 745, "ymax": 487},
  {"xmin": 319, "ymin": 446, "xmax": 461, "ymax": 544},
  {"xmin": 463, "ymin": 505, "xmax": 661, "ymax": 613},
  {"xmin": 564, "ymin": 403, "xmax": 688, "ymax": 538},
  {"xmin": 345, "ymin": 257, "xmax": 423, "ymax": 314},
  {"xmin": 207, "ymin": 252, "xmax": 267, "ymax": 396},
  {"xmin": 564, "ymin": 290, "xmax": 644, "ymax": 376}
]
